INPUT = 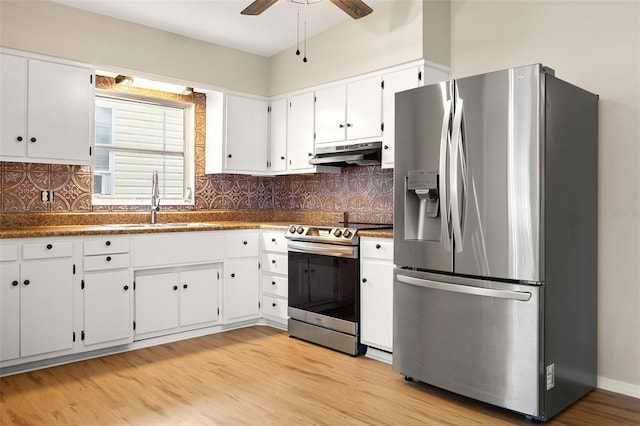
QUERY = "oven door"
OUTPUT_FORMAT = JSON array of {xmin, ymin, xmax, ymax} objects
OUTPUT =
[{"xmin": 287, "ymin": 241, "xmax": 359, "ymax": 331}]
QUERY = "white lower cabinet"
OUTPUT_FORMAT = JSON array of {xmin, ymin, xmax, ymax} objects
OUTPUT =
[
  {"xmin": 360, "ymin": 237, "xmax": 394, "ymax": 353},
  {"xmin": 83, "ymin": 237, "xmax": 132, "ymax": 347},
  {"xmin": 260, "ymin": 231, "xmax": 289, "ymax": 326},
  {"xmin": 134, "ymin": 266, "xmax": 221, "ymax": 338},
  {"xmin": 224, "ymin": 259, "xmax": 260, "ymax": 323},
  {"xmin": 0, "ymin": 240, "xmax": 74, "ymax": 362},
  {"xmin": 84, "ymin": 269, "xmax": 131, "ymax": 346}
]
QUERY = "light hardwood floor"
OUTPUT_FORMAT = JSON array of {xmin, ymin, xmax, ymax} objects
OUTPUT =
[{"xmin": 1, "ymin": 326, "xmax": 638, "ymax": 425}]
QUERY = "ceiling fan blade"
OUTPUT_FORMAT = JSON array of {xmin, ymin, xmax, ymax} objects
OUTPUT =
[
  {"xmin": 330, "ymin": 0, "xmax": 373, "ymax": 19},
  {"xmin": 241, "ymin": 0, "xmax": 279, "ymax": 16}
]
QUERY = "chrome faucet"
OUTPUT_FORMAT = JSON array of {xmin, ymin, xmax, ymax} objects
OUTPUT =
[{"xmin": 150, "ymin": 170, "xmax": 160, "ymax": 224}]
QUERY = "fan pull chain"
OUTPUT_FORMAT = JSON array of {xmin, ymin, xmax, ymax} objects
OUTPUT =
[
  {"xmin": 295, "ymin": 4, "xmax": 300, "ymax": 56},
  {"xmin": 303, "ymin": 3, "xmax": 308, "ymax": 63}
]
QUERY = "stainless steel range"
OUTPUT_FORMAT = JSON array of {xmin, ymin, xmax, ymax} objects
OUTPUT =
[{"xmin": 285, "ymin": 223, "xmax": 390, "ymax": 356}]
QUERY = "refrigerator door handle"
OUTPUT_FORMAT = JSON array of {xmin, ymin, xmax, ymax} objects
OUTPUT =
[
  {"xmin": 397, "ymin": 274, "xmax": 532, "ymax": 302},
  {"xmin": 439, "ymin": 99, "xmax": 452, "ymax": 251},
  {"xmin": 450, "ymin": 97, "xmax": 465, "ymax": 253}
]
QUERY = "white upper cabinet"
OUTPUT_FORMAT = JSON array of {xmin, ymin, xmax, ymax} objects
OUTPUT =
[
  {"xmin": 315, "ymin": 75, "xmax": 382, "ymax": 145},
  {"xmin": 287, "ymin": 92, "xmax": 316, "ymax": 172},
  {"xmin": 381, "ymin": 66, "xmax": 423, "ymax": 168},
  {"xmin": 381, "ymin": 62, "xmax": 450, "ymax": 168},
  {"xmin": 224, "ymin": 94, "xmax": 269, "ymax": 173},
  {"xmin": 268, "ymin": 98, "xmax": 288, "ymax": 173},
  {"xmin": 0, "ymin": 50, "xmax": 95, "ymax": 165}
]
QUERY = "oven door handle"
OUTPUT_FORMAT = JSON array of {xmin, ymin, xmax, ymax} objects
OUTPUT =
[{"xmin": 288, "ymin": 241, "xmax": 358, "ymax": 259}]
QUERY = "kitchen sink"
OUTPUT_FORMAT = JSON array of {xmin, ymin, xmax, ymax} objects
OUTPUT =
[{"xmin": 101, "ymin": 222, "xmax": 215, "ymax": 229}]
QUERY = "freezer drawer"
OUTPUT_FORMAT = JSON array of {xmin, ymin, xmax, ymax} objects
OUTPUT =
[{"xmin": 393, "ymin": 269, "xmax": 541, "ymax": 417}]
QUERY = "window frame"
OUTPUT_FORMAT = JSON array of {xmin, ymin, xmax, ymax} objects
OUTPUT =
[{"xmin": 91, "ymin": 89, "xmax": 195, "ymax": 207}]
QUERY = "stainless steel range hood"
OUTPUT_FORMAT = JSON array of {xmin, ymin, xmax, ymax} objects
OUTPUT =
[{"xmin": 309, "ymin": 141, "xmax": 382, "ymax": 167}]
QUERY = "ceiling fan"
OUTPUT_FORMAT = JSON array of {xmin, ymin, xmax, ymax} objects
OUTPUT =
[{"xmin": 241, "ymin": 0, "xmax": 373, "ymax": 20}]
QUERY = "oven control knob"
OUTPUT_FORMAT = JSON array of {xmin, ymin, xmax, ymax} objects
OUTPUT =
[
  {"xmin": 289, "ymin": 225, "xmax": 297, "ymax": 234},
  {"xmin": 334, "ymin": 229, "xmax": 342, "ymax": 237},
  {"xmin": 343, "ymin": 229, "xmax": 352, "ymax": 238},
  {"xmin": 296, "ymin": 226, "xmax": 305, "ymax": 234}
]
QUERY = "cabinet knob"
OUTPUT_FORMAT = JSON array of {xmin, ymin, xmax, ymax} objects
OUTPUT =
[
  {"xmin": 106, "ymin": 256, "xmax": 112, "ymax": 262},
  {"xmin": 12, "ymin": 280, "xmax": 19, "ymax": 287},
  {"xmin": 272, "ymin": 302, "xmax": 277, "ymax": 307},
  {"xmin": 339, "ymin": 124, "xmax": 345, "ymax": 128},
  {"xmin": 30, "ymin": 137, "xmax": 37, "ymax": 143},
  {"xmin": 123, "ymin": 285, "xmax": 129, "ymax": 291},
  {"xmin": 376, "ymin": 244, "xmax": 381, "ymax": 249},
  {"xmin": 272, "ymin": 260, "xmax": 276, "ymax": 264},
  {"xmin": 346, "ymin": 123, "xmax": 352, "ymax": 127},
  {"xmin": 46, "ymin": 244, "xmax": 53, "ymax": 250},
  {"xmin": 243, "ymin": 241, "xmax": 248, "ymax": 245},
  {"xmin": 23, "ymin": 280, "xmax": 30, "ymax": 286},
  {"xmin": 280, "ymin": 156, "xmax": 285, "ymax": 160},
  {"xmin": 383, "ymin": 145, "xmax": 389, "ymax": 150},
  {"xmin": 272, "ymin": 281, "xmax": 276, "ymax": 286},
  {"xmin": 231, "ymin": 273, "xmax": 235, "ymax": 278},
  {"xmin": 105, "ymin": 240, "xmax": 111, "ymax": 246},
  {"xmin": 183, "ymin": 284, "xmax": 188, "ymax": 289},
  {"xmin": 271, "ymin": 238, "xmax": 276, "ymax": 242},
  {"xmin": 173, "ymin": 285, "xmax": 178, "ymax": 291},
  {"xmin": 228, "ymin": 154, "xmax": 232, "ymax": 158},
  {"xmin": 362, "ymin": 278, "xmax": 367, "ymax": 283},
  {"xmin": 308, "ymin": 152, "xmax": 312, "ymax": 157},
  {"xmin": 16, "ymin": 136, "xmax": 23, "ymax": 142}
]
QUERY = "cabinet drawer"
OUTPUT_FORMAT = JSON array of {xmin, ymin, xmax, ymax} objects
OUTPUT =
[
  {"xmin": 84, "ymin": 238, "xmax": 130, "ymax": 255},
  {"xmin": 262, "ymin": 295, "xmax": 288, "ymax": 320},
  {"xmin": 262, "ymin": 273, "xmax": 288, "ymax": 298},
  {"xmin": 84, "ymin": 253, "xmax": 130, "ymax": 271},
  {"xmin": 361, "ymin": 238, "xmax": 393, "ymax": 260},
  {"xmin": 261, "ymin": 231, "xmax": 288, "ymax": 253},
  {"xmin": 227, "ymin": 231, "xmax": 259, "ymax": 258},
  {"xmin": 261, "ymin": 253, "xmax": 288, "ymax": 275},
  {"xmin": 0, "ymin": 244, "xmax": 18, "ymax": 262},
  {"xmin": 23, "ymin": 241, "xmax": 72, "ymax": 260}
]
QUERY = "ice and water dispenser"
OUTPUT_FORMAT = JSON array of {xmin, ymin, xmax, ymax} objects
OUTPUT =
[{"xmin": 404, "ymin": 170, "xmax": 441, "ymax": 241}]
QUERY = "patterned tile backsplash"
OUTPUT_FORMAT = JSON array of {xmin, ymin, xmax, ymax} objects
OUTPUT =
[
  {"xmin": 0, "ymin": 162, "xmax": 393, "ymax": 223},
  {"xmin": 0, "ymin": 77, "xmax": 394, "ymax": 223}
]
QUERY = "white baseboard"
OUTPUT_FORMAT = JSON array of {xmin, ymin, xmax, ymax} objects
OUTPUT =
[{"xmin": 597, "ymin": 376, "xmax": 640, "ymax": 399}]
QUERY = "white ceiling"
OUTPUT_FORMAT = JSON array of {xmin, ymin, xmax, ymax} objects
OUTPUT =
[{"xmin": 51, "ymin": 0, "xmax": 372, "ymax": 57}]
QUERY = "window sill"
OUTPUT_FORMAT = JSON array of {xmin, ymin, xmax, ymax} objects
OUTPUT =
[{"xmin": 92, "ymin": 197, "xmax": 194, "ymax": 207}]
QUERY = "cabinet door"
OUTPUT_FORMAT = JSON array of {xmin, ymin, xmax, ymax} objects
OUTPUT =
[
  {"xmin": 287, "ymin": 92, "xmax": 315, "ymax": 171},
  {"xmin": 225, "ymin": 95, "xmax": 268, "ymax": 172},
  {"xmin": 20, "ymin": 259, "xmax": 74, "ymax": 358},
  {"xmin": 225, "ymin": 258, "xmax": 259, "ymax": 322},
  {"xmin": 269, "ymin": 99, "xmax": 288, "ymax": 172},
  {"xmin": 135, "ymin": 272, "xmax": 179, "ymax": 335},
  {"xmin": 84, "ymin": 269, "xmax": 131, "ymax": 346},
  {"xmin": 315, "ymin": 85, "xmax": 346, "ymax": 144},
  {"xmin": 346, "ymin": 76, "xmax": 382, "ymax": 141},
  {"xmin": 180, "ymin": 268, "xmax": 220, "ymax": 327},
  {"xmin": 381, "ymin": 68, "xmax": 422, "ymax": 167},
  {"xmin": 0, "ymin": 54, "xmax": 27, "ymax": 159},
  {"xmin": 360, "ymin": 260, "xmax": 393, "ymax": 352},
  {"xmin": 27, "ymin": 59, "xmax": 93, "ymax": 164},
  {"xmin": 0, "ymin": 262, "xmax": 20, "ymax": 361}
]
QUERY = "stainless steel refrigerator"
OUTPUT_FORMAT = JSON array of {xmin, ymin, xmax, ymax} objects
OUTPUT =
[{"xmin": 393, "ymin": 64, "xmax": 598, "ymax": 421}]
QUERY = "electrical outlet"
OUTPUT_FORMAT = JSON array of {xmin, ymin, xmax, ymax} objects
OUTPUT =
[{"xmin": 41, "ymin": 190, "xmax": 54, "ymax": 203}]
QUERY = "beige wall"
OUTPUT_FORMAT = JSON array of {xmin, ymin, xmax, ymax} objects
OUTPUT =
[
  {"xmin": 268, "ymin": 0, "xmax": 426, "ymax": 95},
  {"xmin": 423, "ymin": 0, "xmax": 450, "ymax": 66},
  {"xmin": 451, "ymin": 0, "xmax": 640, "ymax": 396},
  {"xmin": 0, "ymin": 0, "xmax": 270, "ymax": 95}
]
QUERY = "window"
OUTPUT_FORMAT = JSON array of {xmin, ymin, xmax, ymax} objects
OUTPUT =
[{"xmin": 92, "ymin": 93, "xmax": 194, "ymax": 205}]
